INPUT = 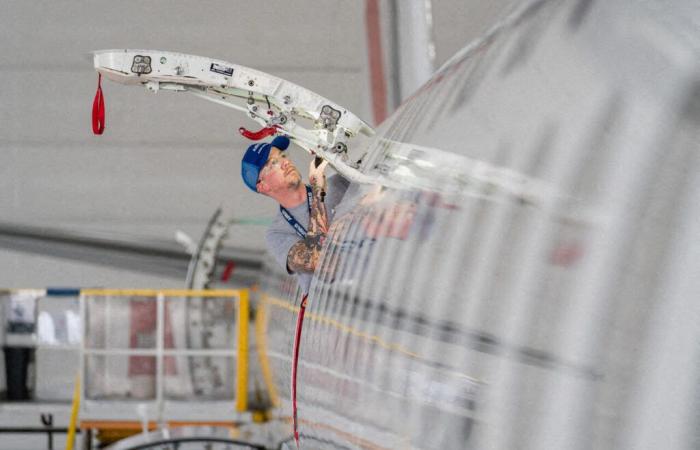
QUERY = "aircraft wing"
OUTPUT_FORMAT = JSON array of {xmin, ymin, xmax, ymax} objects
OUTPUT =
[{"xmin": 0, "ymin": 221, "xmax": 263, "ymax": 286}]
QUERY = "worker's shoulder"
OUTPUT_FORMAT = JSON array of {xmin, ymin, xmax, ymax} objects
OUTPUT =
[
  {"xmin": 328, "ymin": 173, "xmax": 351, "ymax": 190},
  {"xmin": 265, "ymin": 212, "xmax": 289, "ymax": 237},
  {"xmin": 328, "ymin": 172, "xmax": 349, "ymax": 183}
]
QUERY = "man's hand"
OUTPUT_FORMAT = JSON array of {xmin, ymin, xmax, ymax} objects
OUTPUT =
[{"xmin": 308, "ymin": 158, "xmax": 328, "ymax": 192}]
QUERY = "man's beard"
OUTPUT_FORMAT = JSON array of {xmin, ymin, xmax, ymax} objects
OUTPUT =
[{"xmin": 287, "ymin": 173, "xmax": 302, "ymax": 189}]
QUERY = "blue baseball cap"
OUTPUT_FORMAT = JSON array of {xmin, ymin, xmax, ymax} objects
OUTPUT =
[{"xmin": 241, "ymin": 135, "xmax": 291, "ymax": 192}]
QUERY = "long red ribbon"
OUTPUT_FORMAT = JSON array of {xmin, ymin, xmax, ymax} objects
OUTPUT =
[
  {"xmin": 291, "ymin": 294, "xmax": 308, "ymax": 447},
  {"xmin": 92, "ymin": 74, "xmax": 105, "ymax": 135}
]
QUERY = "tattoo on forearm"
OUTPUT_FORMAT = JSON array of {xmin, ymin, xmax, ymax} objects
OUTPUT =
[
  {"xmin": 287, "ymin": 234, "xmax": 323, "ymax": 273},
  {"xmin": 308, "ymin": 185, "xmax": 329, "ymax": 235},
  {"xmin": 286, "ymin": 185, "xmax": 330, "ymax": 273}
]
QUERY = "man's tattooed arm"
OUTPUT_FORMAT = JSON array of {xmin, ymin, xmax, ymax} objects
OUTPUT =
[{"xmin": 287, "ymin": 184, "xmax": 329, "ymax": 273}]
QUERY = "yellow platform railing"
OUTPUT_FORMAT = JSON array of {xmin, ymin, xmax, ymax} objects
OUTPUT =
[{"xmin": 65, "ymin": 288, "xmax": 250, "ymax": 449}]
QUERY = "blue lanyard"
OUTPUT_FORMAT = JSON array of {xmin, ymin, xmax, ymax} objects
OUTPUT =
[{"xmin": 280, "ymin": 185, "xmax": 313, "ymax": 239}]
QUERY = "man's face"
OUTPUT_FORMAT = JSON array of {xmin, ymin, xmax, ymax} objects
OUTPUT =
[{"xmin": 257, "ymin": 148, "xmax": 302, "ymax": 195}]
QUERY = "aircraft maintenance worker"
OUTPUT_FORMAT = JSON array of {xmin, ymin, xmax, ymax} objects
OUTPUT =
[{"xmin": 241, "ymin": 136, "xmax": 349, "ymax": 294}]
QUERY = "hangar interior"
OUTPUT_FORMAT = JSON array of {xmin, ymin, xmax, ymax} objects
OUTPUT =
[
  {"xmin": 0, "ymin": 2, "xmax": 517, "ymax": 449},
  {"xmin": 2, "ymin": 1, "xmax": 699, "ymax": 450}
]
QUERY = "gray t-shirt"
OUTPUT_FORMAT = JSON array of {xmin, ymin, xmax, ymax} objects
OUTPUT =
[{"xmin": 265, "ymin": 174, "xmax": 350, "ymax": 293}]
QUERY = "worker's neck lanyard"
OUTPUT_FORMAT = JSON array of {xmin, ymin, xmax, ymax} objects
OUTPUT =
[{"xmin": 280, "ymin": 185, "xmax": 313, "ymax": 239}]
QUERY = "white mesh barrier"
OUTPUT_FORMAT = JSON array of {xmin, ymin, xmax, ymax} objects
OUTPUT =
[{"xmin": 80, "ymin": 290, "xmax": 249, "ymax": 423}]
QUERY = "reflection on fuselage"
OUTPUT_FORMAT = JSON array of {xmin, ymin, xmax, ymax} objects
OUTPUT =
[{"xmin": 258, "ymin": 1, "xmax": 700, "ymax": 449}]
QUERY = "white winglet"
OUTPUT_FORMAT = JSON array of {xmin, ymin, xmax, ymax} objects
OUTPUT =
[{"xmin": 93, "ymin": 49, "xmax": 376, "ymax": 183}]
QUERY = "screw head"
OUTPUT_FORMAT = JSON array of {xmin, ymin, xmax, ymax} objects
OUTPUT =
[
  {"xmin": 160, "ymin": 57, "xmax": 167, "ymax": 64},
  {"xmin": 248, "ymin": 80, "xmax": 255, "ymax": 87}
]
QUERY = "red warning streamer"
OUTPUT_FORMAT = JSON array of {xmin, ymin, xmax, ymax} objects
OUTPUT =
[
  {"xmin": 291, "ymin": 294, "xmax": 308, "ymax": 447},
  {"xmin": 92, "ymin": 74, "xmax": 105, "ymax": 135}
]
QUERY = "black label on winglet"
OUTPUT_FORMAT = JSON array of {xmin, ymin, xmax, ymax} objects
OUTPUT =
[{"xmin": 210, "ymin": 63, "xmax": 234, "ymax": 77}]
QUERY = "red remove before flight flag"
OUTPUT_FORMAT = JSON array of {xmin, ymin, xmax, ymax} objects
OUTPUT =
[{"xmin": 92, "ymin": 74, "xmax": 105, "ymax": 135}]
